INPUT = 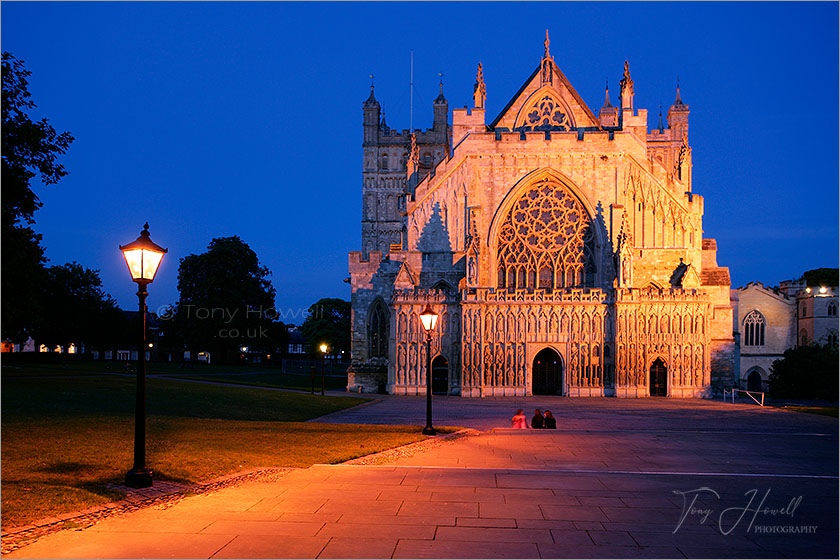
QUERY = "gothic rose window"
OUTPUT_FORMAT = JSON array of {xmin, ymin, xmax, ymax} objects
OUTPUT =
[
  {"xmin": 369, "ymin": 301, "xmax": 389, "ymax": 358},
  {"xmin": 743, "ymin": 310, "xmax": 765, "ymax": 346},
  {"xmin": 496, "ymin": 178, "xmax": 595, "ymax": 290}
]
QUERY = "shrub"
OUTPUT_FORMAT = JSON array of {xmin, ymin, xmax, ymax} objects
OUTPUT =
[{"xmin": 769, "ymin": 344, "xmax": 839, "ymax": 401}]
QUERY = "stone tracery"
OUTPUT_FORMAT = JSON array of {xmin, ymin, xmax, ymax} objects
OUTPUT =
[{"xmin": 497, "ymin": 178, "xmax": 595, "ymax": 290}]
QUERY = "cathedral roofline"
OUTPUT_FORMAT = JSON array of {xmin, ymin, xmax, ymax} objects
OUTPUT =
[{"xmin": 488, "ymin": 59, "xmax": 601, "ymax": 130}]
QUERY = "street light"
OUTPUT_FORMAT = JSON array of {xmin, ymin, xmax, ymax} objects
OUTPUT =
[
  {"xmin": 319, "ymin": 343, "xmax": 328, "ymax": 396},
  {"xmin": 419, "ymin": 304, "xmax": 439, "ymax": 435},
  {"xmin": 120, "ymin": 223, "xmax": 167, "ymax": 488}
]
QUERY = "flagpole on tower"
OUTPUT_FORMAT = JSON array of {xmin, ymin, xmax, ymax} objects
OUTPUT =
[{"xmin": 409, "ymin": 50, "xmax": 414, "ymax": 132}]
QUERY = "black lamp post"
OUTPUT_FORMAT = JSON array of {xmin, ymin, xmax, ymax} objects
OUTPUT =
[
  {"xmin": 120, "ymin": 223, "xmax": 167, "ymax": 488},
  {"xmin": 319, "ymin": 343, "xmax": 328, "ymax": 396},
  {"xmin": 419, "ymin": 304, "xmax": 439, "ymax": 435}
]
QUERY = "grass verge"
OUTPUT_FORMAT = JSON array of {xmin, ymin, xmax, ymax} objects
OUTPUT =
[
  {"xmin": 1, "ymin": 364, "xmax": 428, "ymax": 528},
  {"xmin": 783, "ymin": 406, "xmax": 839, "ymax": 417},
  {"xmin": 167, "ymin": 371, "xmax": 348, "ymax": 392},
  {"xmin": 2, "ymin": 417, "xmax": 426, "ymax": 528}
]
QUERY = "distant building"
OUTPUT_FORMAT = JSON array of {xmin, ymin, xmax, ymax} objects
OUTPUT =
[
  {"xmin": 348, "ymin": 33, "xmax": 736, "ymax": 397},
  {"xmin": 287, "ymin": 325, "xmax": 307, "ymax": 355},
  {"xmin": 735, "ymin": 269, "xmax": 838, "ymax": 391}
]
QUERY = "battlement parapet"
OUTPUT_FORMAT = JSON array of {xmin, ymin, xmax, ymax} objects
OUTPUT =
[{"xmin": 461, "ymin": 287, "xmax": 608, "ymax": 304}]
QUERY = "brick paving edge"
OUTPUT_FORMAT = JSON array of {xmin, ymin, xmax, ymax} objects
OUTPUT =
[
  {"xmin": 0, "ymin": 467, "xmax": 295, "ymax": 555},
  {"xmin": 339, "ymin": 428, "xmax": 480, "ymax": 465}
]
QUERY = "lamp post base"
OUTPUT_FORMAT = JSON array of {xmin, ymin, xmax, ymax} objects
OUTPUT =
[
  {"xmin": 125, "ymin": 467, "xmax": 153, "ymax": 488},
  {"xmin": 422, "ymin": 426, "xmax": 437, "ymax": 436}
]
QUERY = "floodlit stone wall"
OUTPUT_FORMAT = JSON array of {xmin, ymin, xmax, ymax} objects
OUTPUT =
[{"xmin": 349, "ymin": 39, "xmax": 737, "ymax": 396}]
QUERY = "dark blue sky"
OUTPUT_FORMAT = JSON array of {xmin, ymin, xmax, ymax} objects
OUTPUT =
[{"xmin": 3, "ymin": 2, "xmax": 837, "ymax": 320}]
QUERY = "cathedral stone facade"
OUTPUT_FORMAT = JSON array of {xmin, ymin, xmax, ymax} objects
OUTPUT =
[{"xmin": 348, "ymin": 35, "xmax": 736, "ymax": 397}]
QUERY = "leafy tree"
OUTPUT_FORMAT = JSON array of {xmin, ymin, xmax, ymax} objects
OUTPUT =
[
  {"xmin": 2, "ymin": 52, "xmax": 74, "ymax": 342},
  {"xmin": 301, "ymin": 298, "xmax": 350, "ymax": 356},
  {"xmin": 768, "ymin": 344, "xmax": 839, "ymax": 401},
  {"xmin": 801, "ymin": 268, "xmax": 839, "ymax": 288},
  {"xmin": 170, "ymin": 236, "xmax": 284, "ymax": 362},
  {"xmin": 33, "ymin": 262, "xmax": 126, "ymax": 351}
]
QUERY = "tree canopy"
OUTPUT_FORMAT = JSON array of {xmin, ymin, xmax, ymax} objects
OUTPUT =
[
  {"xmin": 1, "ymin": 52, "xmax": 74, "ymax": 342},
  {"xmin": 769, "ymin": 344, "xmax": 838, "ymax": 401},
  {"xmin": 170, "ymin": 236, "xmax": 284, "ymax": 361},
  {"xmin": 801, "ymin": 268, "xmax": 839, "ymax": 288},
  {"xmin": 33, "ymin": 262, "xmax": 126, "ymax": 350},
  {"xmin": 301, "ymin": 298, "xmax": 351, "ymax": 356}
]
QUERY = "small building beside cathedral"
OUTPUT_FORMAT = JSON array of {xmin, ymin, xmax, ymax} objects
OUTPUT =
[
  {"xmin": 735, "ymin": 270, "xmax": 838, "ymax": 392},
  {"xmin": 348, "ymin": 34, "xmax": 737, "ymax": 397}
]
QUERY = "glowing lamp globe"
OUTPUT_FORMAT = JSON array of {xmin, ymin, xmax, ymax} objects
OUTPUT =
[
  {"xmin": 419, "ymin": 305, "xmax": 439, "ymax": 333},
  {"xmin": 320, "ymin": 344, "xmax": 328, "ymax": 354},
  {"xmin": 120, "ymin": 223, "xmax": 167, "ymax": 284}
]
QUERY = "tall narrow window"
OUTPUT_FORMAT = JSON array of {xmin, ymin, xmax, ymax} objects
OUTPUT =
[
  {"xmin": 827, "ymin": 330, "xmax": 838, "ymax": 347},
  {"xmin": 369, "ymin": 301, "xmax": 389, "ymax": 358},
  {"xmin": 828, "ymin": 301, "xmax": 837, "ymax": 317},
  {"xmin": 743, "ymin": 310, "xmax": 765, "ymax": 347}
]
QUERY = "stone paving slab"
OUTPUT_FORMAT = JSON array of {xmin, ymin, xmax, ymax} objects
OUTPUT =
[
  {"xmin": 5, "ymin": 399, "xmax": 838, "ymax": 559},
  {"xmin": 8, "ymin": 464, "xmax": 835, "ymax": 559}
]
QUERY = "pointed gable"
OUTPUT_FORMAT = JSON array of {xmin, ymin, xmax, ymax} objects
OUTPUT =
[
  {"xmin": 489, "ymin": 38, "xmax": 600, "ymax": 131},
  {"xmin": 394, "ymin": 261, "xmax": 418, "ymax": 290}
]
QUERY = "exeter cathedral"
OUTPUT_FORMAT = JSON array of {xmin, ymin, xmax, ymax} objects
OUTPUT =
[{"xmin": 348, "ymin": 34, "xmax": 736, "ymax": 397}]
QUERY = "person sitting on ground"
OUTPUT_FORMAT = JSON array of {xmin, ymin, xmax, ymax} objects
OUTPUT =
[
  {"xmin": 511, "ymin": 409, "xmax": 528, "ymax": 429},
  {"xmin": 544, "ymin": 410, "xmax": 557, "ymax": 429},
  {"xmin": 531, "ymin": 409, "xmax": 545, "ymax": 429}
]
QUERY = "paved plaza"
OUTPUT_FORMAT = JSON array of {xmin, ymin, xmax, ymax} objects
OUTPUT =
[{"xmin": 6, "ymin": 397, "xmax": 838, "ymax": 559}]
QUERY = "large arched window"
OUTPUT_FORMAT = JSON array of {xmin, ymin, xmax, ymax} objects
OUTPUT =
[
  {"xmin": 368, "ymin": 301, "xmax": 389, "ymax": 358},
  {"xmin": 826, "ymin": 329, "xmax": 838, "ymax": 347},
  {"xmin": 828, "ymin": 301, "xmax": 837, "ymax": 316},
  {"xmin": 496, "ymin": 178, "xmax": 596, "ymax": 290},
  {"xmin": 743, "ymin": 310, "xmax": 765, "ymax": 347}
]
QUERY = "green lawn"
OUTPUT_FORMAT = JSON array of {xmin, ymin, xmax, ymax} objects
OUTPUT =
[
  {"xmin": 1, "ymin": 364, "xmax": 427, "ymax": 528},
  {"xmin": 784, "ymin": 406, "xmax": 839, "ymax": 418},
  {"xmin": 3, "ymin": 359, "xmax": 350, "ymax": 391},
  {"xmin": 167, "ymin": 371, "xmax": 348, "ymax": 392}
]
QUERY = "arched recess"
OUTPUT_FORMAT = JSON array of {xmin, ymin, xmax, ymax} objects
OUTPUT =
[
  {"xmin": 532, "ymin": 347, "xmax": 563, "ymax": 395},
  {"xmin": 431, "ymin": 355, "xmax": 449, "ymax": 394},
  {"xmin": 432, "ymin": 280, "xmax": 453, "ymax": 293},
  {"xmin": 368, "ymin": 300, "xmax": 389, "ymax": 359},
  {"xmin": 488, "ymin": 168, "xmax": 602, "ymax": 290},
  {"xmin": 649, "ymin": 358, "xmax": 667, "ymax": 396},
  {"xmin": 746, "ymin": 367, "xmax": 765, "ymax": 392}
]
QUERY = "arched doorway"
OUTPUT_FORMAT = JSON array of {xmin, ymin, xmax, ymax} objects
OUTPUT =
[
  {"xmin": 431, "ymin": 356, "xmax": 449, "ymax": 395},
  {"xmin": 532, "ymin": 348, "xmax": 563, "ymax": 395},
  {"xmin": 649, "ymin": 358, "xmax": 667, "ymax": 396},
  {"xmin": 747, "ymin": 370, "xmax": 763, "ymax": 392}
]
